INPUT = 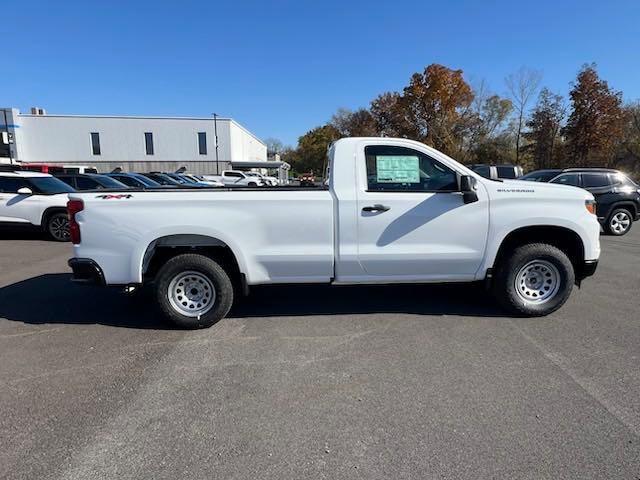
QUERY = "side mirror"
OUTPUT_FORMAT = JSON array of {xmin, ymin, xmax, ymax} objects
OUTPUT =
[
  {"xmin": 459, "ymin": 175, "xmax": 478, "ymax": 204},
  {"xmin": 17, "ymin": 187, "xmax": 33, "ymax": 195}
]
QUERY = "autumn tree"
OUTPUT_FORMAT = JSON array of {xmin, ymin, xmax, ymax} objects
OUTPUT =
[
  {"xmin": 400, "ymin": 64, "xmax": 475, "ymax": 157},
  {"xmin": 288, "ymin": 124, "xmax": 340, "ymax": 175},
  {"xmin": 468, "ymin": 90, "xmax": 513, "ymax": 163},
  {"xmin": 370, "ymin": 92, "xmax": 417, "ymax": 138},
  {"xmin": 264, "ymin": 137, "xmax": 284, "ymax": 156},
  {"xmin": 524, "ymin": 88, "xmax": 566, "ymax": 169},
  {"xmin": 616, "ymin": 102, "xmax": 640, "ymax": 175},
  {"xmin": 330, "ymin": 108, "xmax": 378, "ymax": 137},
  {"xmin": 564, "ymin": 64, "xmax": 625, "ymax": 167},
  {"xmin": 505, "ymin": 67, "xmax": 542, "ymax": 164}
]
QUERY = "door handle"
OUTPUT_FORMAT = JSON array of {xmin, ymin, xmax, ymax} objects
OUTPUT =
[{"xmin": 362, "ymin": 204, "xmax": 390, "ymax": 212}]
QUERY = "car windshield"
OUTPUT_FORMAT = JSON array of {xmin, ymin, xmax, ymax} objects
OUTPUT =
[
  {"xmin": 521, "ymin": 171, "xmax": 561, "ymax": 182},
  {"xmin": 94, "ymin": 175, "xmax": 129, "ymax": 188},
  {"xmin": 165, "ymin": 174, "xmax": 191, "ymax": 184},
  {"xmin": 129, "ymin": 174, "xmax": 161, "ymax": 187},
  {"xmin": 177, "ymin": 175, "xmax": 197, "ymax": 184},
  {"xmin": 28, "ymin": 176, "xmax": 76, "ymax": 194},
  {"xmin": 148, "ymin": 174, "xmax": 181, "ymax": 185}
]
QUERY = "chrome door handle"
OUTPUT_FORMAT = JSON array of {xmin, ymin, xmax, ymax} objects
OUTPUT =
[{"xmin": 362, "ymin": 204, "xmax": 390, "ymax": 212}]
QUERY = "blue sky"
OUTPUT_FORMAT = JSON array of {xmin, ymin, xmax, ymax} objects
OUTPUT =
[{"xmin": 2, "ymin": 0, "xmax": 639, "ymax": 146}]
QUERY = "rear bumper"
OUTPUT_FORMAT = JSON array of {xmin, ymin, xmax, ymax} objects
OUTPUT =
[{"xmin": 68, "ymin": 258, "xmax": 105, "ymax": 286}]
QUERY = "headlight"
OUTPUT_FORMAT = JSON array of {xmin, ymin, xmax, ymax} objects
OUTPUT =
[{"xmin": 585, "ymin": 199, "xmax": 596, "ymax": 215}]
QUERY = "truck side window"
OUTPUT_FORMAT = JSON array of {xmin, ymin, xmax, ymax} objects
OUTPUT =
[{"xmin": 365, "ymin": 145, "xmax": 458, "ymax": 192}]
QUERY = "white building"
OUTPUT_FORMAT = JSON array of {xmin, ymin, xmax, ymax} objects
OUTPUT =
[{"xmin": 0, "ymin": 107, "xmax": 269, "ymax": 175}]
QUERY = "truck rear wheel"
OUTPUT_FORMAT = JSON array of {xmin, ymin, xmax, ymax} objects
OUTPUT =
[
  {"xmin": 155, "ymin": 253, "xmax": 234, "ymax": 328},
  {"xmin": 493, "ymin": 243, "xmax": 574, "ymax": 316}
]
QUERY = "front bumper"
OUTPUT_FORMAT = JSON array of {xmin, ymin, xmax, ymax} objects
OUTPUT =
[
  {"xmin": 577, "ymin": 259, "xmax": 598, "ymax": 281},
  {"xmin": 68, "ymin": 258, "xmax": 105, "ymax": 286}
]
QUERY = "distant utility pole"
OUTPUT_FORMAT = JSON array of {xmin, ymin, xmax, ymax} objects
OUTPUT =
[{"xmin": 212, "ymin": 113, "xmax": 220, "ymax": 174}]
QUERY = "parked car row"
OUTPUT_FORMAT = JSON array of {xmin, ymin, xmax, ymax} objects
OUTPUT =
[
  {"xmin": 469, "ymin": 163, "xmax": 639, "ymax": 236},
  {"xmin": 0, "ymin": 165, "xmax": 284, "ymax": 241},
  {"xmin": 520, "ymin": 168, "xmax": 640, "ymax": 236},
  {"xmin": 469, "ymin": 164, "xmax": 524, "ymax": 180}
]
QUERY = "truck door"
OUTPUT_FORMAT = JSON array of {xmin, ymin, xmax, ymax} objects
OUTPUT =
[{"xmin": 355, "ymin": 144, "xmax": 489, "ymax": 280}]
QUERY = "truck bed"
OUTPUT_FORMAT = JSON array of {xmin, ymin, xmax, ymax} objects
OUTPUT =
[{"xmin": 71, "ymin": 188, "xmax": 334, "ymax": 285}]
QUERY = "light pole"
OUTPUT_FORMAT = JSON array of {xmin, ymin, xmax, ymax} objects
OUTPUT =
[
  {"xmin": 2, "ymin": 109, "xmax": 13, "ymax": 166},
  {"xmin": 212, "ymin": 113, "xmax": 220, "ymax": 175}
]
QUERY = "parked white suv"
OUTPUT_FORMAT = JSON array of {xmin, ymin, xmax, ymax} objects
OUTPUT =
[
  {"xmin": 245, "ymin": 171, "xmax": 279, "ymax": 186},
  {"xmin": 0, "ymin": 170, "xmax": 75, "ymax": 241},
  {"xmin": 204, "ymin": 170, "xmax": 264, "ymax": 187}
]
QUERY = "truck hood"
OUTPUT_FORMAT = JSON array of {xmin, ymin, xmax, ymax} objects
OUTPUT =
[{"xmin": 491, "ymin": 179, "xmax": 594, "ymax": 200}]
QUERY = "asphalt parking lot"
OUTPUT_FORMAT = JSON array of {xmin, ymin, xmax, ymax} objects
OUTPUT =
[{"xmin": 1, "ymin": 229, "xmax": 639, "ymax": 479}]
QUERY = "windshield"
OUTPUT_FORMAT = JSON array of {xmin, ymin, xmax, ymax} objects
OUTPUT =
[
  {"xmin": 521, "ymin": 171, "xmax": 561, "ymax": 182},
  {"xmin": 148, "ymin": 173, "xmax": 181, "ymax": 185},
  {"xmin": 94, "ymin": 175, "xmax": 129, "ymax": 188},
  {"xmin": 177, "ymin": 175, "xmax": 197, "ymax": 184},
  {"xmin": 129, "ymin": 173, "xmax": 161, "ymax": 187},
  {"xmin": 28, "ymin": 176, "xmax": 76, "ymax": 194},
  {"xmin": 165, "ymin": 173, "xmax": 191, "ymax": 184}
]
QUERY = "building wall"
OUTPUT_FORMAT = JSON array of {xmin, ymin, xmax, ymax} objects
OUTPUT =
[
  {"xmin": 229, "ymin": 121, "xmax": 268, "ymax": 164},
  {"xmin": 3, "ymin": 111, "xmax": 266, "ymax": 173}
]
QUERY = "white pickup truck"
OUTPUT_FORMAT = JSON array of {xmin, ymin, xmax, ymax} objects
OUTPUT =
[{"xmin": 68, "ymin": 137, "xmax": 600, "ymax": 328}]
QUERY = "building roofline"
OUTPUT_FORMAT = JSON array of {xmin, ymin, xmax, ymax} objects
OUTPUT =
[
  {"xmin": 17, "ymin": 113, "xmax": 234, "ymax": 121},
  {"xmin": 227, "ymin": 119, "xmax": 266, "ymax": 146},
  {"xmin": 16, "ymin": 112, "xmax": 267, "ymax": 147}
]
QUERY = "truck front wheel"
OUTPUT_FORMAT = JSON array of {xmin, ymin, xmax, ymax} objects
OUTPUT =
[
  {"xmin": 155, "ymin": 253, "xmax": 234, "ymax": 328},
  {"xmin": 493, "ymin": 243, "xmax": 574, "ymax": 316}
]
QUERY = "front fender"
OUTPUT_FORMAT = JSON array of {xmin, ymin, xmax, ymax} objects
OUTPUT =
[{"xmin": 478, "ymin": 215, "xmax": 601, "ymax": 279}]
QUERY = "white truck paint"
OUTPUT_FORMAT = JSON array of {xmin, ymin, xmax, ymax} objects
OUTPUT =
[{"xmin": 68, "ymin": 137, "xmax": 601, "ymax": 326}]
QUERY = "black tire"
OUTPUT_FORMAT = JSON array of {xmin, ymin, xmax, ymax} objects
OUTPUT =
[
  {"xmin": 492, "ymin": 243, "xmax": 574, "ymax": 317},
  {"xmin": 155, "ymin": 253, "xmax": 234, "ymax": 329},
  {"xmin": 46, "ymin": 211, "xmax": 70, "ymax": 242},
  {"xmin": 248, "ymin": 182, "xmax": 257, "ymax": 187},
  {"xmin": 604, "ymin": 208, "xmax": 633, "ymax": 236}
]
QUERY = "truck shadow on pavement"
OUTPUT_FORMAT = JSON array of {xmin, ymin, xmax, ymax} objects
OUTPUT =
[{"xmin": 0, "ymin": 273, "xmax": 509, "ymax": 329}]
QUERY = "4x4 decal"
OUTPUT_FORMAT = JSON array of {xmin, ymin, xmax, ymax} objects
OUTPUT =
[{"xmin": 95, "ymin": 194, "xmax": 133, "ymax": 199}]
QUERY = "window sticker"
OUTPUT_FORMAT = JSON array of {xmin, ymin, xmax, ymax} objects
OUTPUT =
[{"xmin": 376, "ymin": 155, "xmax": 420, "ymax": 183}]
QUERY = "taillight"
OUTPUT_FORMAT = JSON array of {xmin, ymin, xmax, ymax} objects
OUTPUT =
[
  {"xmin": 67, "ymin": 199, "xmax": 84, "ymax": 244},
  {"xmin": 585, "ymin": 199, "xmax": 596, "ymax": 215}
]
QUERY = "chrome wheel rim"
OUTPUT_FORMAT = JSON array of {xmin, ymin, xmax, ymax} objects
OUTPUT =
[
  {"xmin": 167, "ymin": 271, "xmax": 216, "ymax": 317},
  {"xmin": 50, "ymin": 215, "xmax": 70, "ymax": 241},
  {"xmin": 610, "ymin": 212, "xmax": 630, "ymax": 234},
  {"xmin": 515, "ymin": 260, "xmax": 561, "ymax": 305}
]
